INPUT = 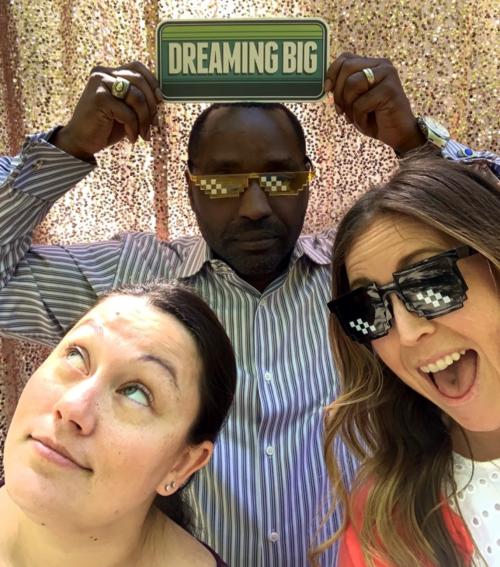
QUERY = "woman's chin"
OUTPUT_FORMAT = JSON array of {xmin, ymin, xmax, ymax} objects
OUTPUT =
[{"xmin": 5, "ymin": 466, "xmax": 81, "ymax": 526}]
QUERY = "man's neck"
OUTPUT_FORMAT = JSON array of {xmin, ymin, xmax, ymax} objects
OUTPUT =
[{"xmin": 1, "ymin": 488, "xmax": 157, "ymax": 567}]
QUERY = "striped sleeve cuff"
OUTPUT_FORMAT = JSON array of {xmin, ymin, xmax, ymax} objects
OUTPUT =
[
  {"xmin": 443, "ymin": 139, "xmax": 500, "ymax": 178},
  {"xmin": 10, "ymin": 129, "xmax": 96, "ymax": 201}
]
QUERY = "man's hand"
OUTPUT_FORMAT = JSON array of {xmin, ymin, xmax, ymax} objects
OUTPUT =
[
  {"xmin": 52, "ymin": 62, "xmax": 163, "ymax": 161},
  {"xmin": 325, "ymin": 53, "xmax": 426, "ymax": 155}
]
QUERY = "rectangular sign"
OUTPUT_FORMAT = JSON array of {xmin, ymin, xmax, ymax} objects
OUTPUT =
[{"xmin": 156, "ymin": 19, "xmax": 329, "ymax": 102}]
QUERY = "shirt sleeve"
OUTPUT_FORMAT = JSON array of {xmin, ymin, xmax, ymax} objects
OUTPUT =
[
  {"xmin": 0, "ymin": 132, "xmax": 185, "ymax": 347},
  {"xmin": 442, "ymin": 139, "xmax": 500, "ymax": 178},
  {"xmin": 0, "ymin": 131, "xmax": 112, "ymax": 346}
]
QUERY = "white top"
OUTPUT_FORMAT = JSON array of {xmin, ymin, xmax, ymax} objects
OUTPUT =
[{"xmin": 449, "ymin": 453, "xmax": 500, "ymax": 566}]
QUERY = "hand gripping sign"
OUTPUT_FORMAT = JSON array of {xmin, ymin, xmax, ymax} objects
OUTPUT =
[{"xmin": 156, "ymin": 19, "xmax": 329, "ymax": 102}]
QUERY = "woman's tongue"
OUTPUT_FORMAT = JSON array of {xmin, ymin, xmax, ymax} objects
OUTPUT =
[{"xmin": 432, "ymin": 350, "xmax": 477, "ymax": 398}]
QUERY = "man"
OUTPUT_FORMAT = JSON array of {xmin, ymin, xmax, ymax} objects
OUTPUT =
[{"xmin": 1, "ymin": 54, "xmax": 497, "ymax": 566}]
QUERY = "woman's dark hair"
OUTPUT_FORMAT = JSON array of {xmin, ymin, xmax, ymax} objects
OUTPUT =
[{"xmin": 97, "ymin": 281, "xmax": 237, "ymax": 532}]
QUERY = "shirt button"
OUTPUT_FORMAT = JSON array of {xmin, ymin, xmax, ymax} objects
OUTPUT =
[
  {"xmin": 266, "ymin": 446, "xmax": 275, "ymax": 456},
  {"xmin": 264, "ymin": 371, "xmax": 272, "ymax": 381},
  {"xmin": 32, "ymin": 159, "xmax": 44, "ymax": 170},
  {"xmin": 268, "ymin": 531, "xmax": 280, "ymax": 543}
]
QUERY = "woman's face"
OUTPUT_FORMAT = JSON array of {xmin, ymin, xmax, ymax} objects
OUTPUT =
[
  {"xmin": 4, "ymin": 294, "xmax": 211, "ymax": 529},
  {"xmin": 345, "ymin": 215, "xmax": 500, "ymax": 432}
]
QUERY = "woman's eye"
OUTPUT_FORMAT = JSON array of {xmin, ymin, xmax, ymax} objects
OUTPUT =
[
  {"xmin": 66, "ymin": 346, "xmax": 87, "ymax": 371},
  {"xmin": 120, "ymin": 384, "xmax": 152, "ymax": 407}
]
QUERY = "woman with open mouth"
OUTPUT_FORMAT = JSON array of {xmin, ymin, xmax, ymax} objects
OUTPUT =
[
  {"xmin": 312, "ymin": 156, "xmax": 499, "ymax": 567},
  {"xmin": 0, "ymin": 282, "xmax": 235, "ymax": 567}
]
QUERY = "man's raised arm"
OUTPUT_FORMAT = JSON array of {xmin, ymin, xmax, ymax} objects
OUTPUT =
[
  {"xmin": 0, "ymin": 62, "xmax": 163, "ymax": 346},
  {"xmin": 325, "ymin": 53, "xmax": 500, "ymax": 176}
]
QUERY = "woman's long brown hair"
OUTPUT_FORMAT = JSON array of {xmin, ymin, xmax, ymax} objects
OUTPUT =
[{"xmin": 310, "ymin": 156, "xmax": 500, "ymax": 566}]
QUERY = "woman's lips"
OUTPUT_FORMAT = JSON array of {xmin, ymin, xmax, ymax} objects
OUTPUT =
[
  {"xmin": 30, "ymin": 436, "xmax": 91, "ymax": 471},
  {"xmin": 422, "ymin": 350, "xmax": 479, "ymax": 404}
]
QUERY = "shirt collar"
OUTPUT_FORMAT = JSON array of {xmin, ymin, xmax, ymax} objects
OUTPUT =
[
  {"xmin": 292, "ymin": 233, "xmax": 333, "ymax": 266},
  {"xmin": 176, "ymin": 237, "xmax": 212, "ymax": 279}
]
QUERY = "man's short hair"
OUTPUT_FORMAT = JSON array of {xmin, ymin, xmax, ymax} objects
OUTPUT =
[{"xmin": 187, "ymin": 102, "xmax": 307, "ymax": 170}]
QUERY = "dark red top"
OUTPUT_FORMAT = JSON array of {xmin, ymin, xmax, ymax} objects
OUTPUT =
[{"xmin": 200, "ymin": 541, "xmax": 229, "ymax": 566}]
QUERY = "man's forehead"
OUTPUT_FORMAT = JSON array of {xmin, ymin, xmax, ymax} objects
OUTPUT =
[
  {"xmin": 202, "ymin": 105, "xmax": 296, "ymax": 138},
  {"xmin": 195, "ymin": 107, "xmax": 304, "ymax": 170}
]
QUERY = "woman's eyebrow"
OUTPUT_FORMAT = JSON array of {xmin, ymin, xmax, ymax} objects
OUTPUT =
[
  {"xmin": 349, "ymin": 277, "xmax": 373, "ymax": 289},
  {"xmin": 396, "ymin": 247, "xmax": 445, "ymax": 270},
  {"xmin": 138, "ymin": 354, "xmax": 179, "ymax": 390},
  {"xmin": 349, "ymin": 247, "xmax": 447, "ymax": 288},
  {"xmin": 72, "ymin": 318, "xmax": 103, "ymax": 335}
]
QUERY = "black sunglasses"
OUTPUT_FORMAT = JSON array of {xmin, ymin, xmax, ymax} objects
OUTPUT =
[{"xmin": 328, "ymin": 246, "xmax": 477, "ymax": 344}]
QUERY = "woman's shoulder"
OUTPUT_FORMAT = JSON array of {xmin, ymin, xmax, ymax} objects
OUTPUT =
[
  {"xmin": 152, "ymin": 515, "xmax": 223, "ymax": 567},
  {"xmin": 198, "ymin": 541, "xmax": 228, "ymax": 566}
]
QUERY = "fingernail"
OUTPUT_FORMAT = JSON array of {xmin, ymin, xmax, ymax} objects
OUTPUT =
[
  {"xmin": 155, "ymin": 88, "xmax": 163, "ymax": 102},
  {"xmin": 324, "ymin": 79, "xmax": 332, "ymax": 92},
  {"xmin": 152, "ymin": 113, "xmax": 159, "ymax": 127},
  {"xmin": 335, "ymin": 104, "xmax": 342, "ymax": 115}
]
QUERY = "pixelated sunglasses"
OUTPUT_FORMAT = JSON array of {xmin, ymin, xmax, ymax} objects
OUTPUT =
[
  {"xmin": 328, "ymin": 246, "xmax": 477, "ymax": 343},
  {"xmin": 187, "ymin": 170, "xmax": 315, "ymax": 199}
]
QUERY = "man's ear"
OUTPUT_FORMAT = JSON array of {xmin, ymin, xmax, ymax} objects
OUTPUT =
[
  {"xmin": 185, "ymin": 169, "xmax": 195, "ymax": 211},
  {"xmin": 155, "ymin": 441, "xmax": 213, "ymax": 497}
]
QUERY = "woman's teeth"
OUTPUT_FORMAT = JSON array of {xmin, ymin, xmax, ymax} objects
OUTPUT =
[{"xmin": 420, "ymin": 350, "xmax": 467, "ymax": 374}]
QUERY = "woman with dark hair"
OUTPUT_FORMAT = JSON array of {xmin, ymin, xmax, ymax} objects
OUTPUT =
[
  {"xmin": 0, "ymin": 282, "xmax": 236, "ymax": 567},
  {"xmin": 311, "ymin": 157, "xmax": 499, "ymax": 566}
]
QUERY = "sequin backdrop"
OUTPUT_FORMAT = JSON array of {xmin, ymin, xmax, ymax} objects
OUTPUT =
[{"xmin": 0, "ymin": 0, "xmax": 498, "ymax": 466}]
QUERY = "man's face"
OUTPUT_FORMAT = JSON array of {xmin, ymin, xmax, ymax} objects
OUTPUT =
[{"xmin": 188, "ymin": 107, "xmax": 310, "ymax": 289}]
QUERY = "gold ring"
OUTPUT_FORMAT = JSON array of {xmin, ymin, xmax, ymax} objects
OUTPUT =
[
  {"xmin": 362, "ymin": 67, "xmax": 375, "ymax": 87},
  {"xmin": 111, "ymin": 77, "xmax": 131, "ymax": 100}
]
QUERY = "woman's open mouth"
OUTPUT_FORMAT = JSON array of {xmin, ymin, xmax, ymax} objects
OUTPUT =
[{"xmin": 419, "ymin": 349, "xmax": 478, "ymax": 402}]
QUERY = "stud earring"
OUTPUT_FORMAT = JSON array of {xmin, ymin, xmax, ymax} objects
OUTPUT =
[{"xmin": 165, "ymin": 481, "xmax": 177, "ymax": 492}]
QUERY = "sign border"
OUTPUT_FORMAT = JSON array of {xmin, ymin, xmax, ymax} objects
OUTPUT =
[{"xmin": 156, "ymin": 18, "xmax": 330, "ymax": 103}]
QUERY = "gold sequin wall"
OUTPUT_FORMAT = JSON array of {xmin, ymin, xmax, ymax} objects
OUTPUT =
[{"xmin": 0, "ymin": 0, "xmax": 499, "ymax": 466}]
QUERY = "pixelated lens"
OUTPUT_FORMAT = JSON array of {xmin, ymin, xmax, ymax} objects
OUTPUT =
[
  {"xmin": 396, "ymin": 256, "xmax": 467, "ymax": 317},
  {"xmin": 190, "ymin": 171, "xmax": 313, "ymax": 199},
  {"xmin": 259, "ymin": 172, "xmax": 311, "ymax": 196},
  {"xmin": 328, "ymin": 286, "xmax": 391, "ymax": 343},
  {"xmin": 196, "ymin": 175, "xmax": 246, "ymax": 198}
]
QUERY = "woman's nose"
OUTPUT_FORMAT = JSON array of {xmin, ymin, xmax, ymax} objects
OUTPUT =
[
  {"xmin": 52, "ymin": 378, "xmax": 100, "ymax": 435},
  {"xmin": 390, "ymin": 296, "xmax": 436, "ymax": 346}
]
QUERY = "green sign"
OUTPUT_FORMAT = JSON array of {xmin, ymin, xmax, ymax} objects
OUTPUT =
[{"xmin": 156, "ymin": 19, "xmax": 329, "ymax": 102}]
